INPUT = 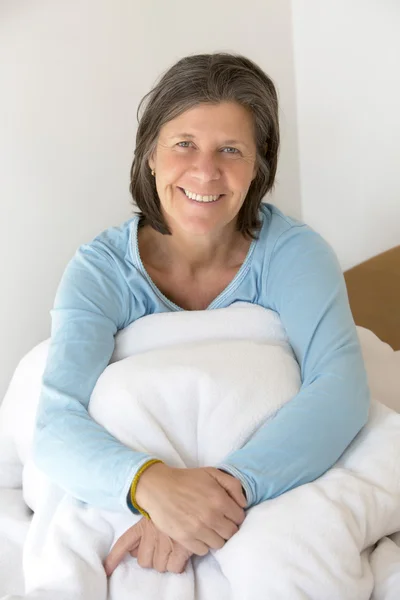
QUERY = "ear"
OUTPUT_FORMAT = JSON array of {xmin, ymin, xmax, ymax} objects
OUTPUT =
[{"xmin": 148, "ymin": 147, "xmax": 157, "ymax": 172}]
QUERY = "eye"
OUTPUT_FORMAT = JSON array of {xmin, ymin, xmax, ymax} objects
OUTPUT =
[
  {"xmin": 176, "ymin": 142, "xmax": 240, "ymax": 155},
  {"xmin": 222, "ymin": 147, "xmax": 240, "ymax": 154}
]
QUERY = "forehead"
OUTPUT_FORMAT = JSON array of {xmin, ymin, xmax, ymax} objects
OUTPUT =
[{"xmin": 160, "ymin": 102, "xmax": 256, "ymax": 143}]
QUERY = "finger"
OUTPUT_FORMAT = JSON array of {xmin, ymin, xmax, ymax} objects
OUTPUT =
[
  {"xmin": 153, "ymin": 532, "xmax": 173, "ymax": 573},
  {"xmin": 223, "ymin": 497, "xmax": 246, "ymax": 527},
  {"xmin": 167, "ymin": 543, "xmax": 192, "ymax": 574},
  {"xmin": 104, "ymin": 524, "xmax": 141, "ymax": 577},
  {"xmin": 196, "ymin": 524, "xmax": 226, "ymax": 551},
  {"xmin": 209, "ymin": 485, "xmax": 245, "ymax": 526},
  {"xmin": 203, "ymin": 487, "xmax": 245, "ymax": 528},
  {"xmin": 210, "ymin": 516, "xmax": 239, "ymax": 542},
  {"xmin": 137, "ymin": 521, "xmax": 157, "ymax": 569},
  {"xmin": 130, "ymin": 548, "xmax": 138, "ymax": 558},
  {"xmin": 230, "ymin": 501, "xmax": 246, "ymax": 527},
  {"xmin": 178, "ymin": 536, "xmax": 209, "ymax": 557},
  {"xmin": 214, "ymin": 469, "xmax": 247, "ymax": 508}
]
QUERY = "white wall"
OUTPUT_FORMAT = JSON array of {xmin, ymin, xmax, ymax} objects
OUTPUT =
[
  {"xmin": 291, "ymin": 0, "xmax": 400, "ymax": 270},
  {"xmin": 0, "ymin": 0, "xmax": 300, "ymax": 400}
]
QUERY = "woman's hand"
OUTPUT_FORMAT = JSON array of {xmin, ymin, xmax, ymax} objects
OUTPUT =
[
  {"xmin": 135, "ymin": 464, "xmax": 247, "ymax": 556},
  {"xmin": 104, "ymin": 518, "xmax": 192, "ymax": 576}
]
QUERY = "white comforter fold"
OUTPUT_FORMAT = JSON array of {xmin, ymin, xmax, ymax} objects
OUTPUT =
[{"xmin": 0, "ymin": 302, "xmax": 399, "ymax": 599}]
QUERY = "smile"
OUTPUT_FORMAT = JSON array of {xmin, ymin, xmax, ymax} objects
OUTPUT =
[{"xmin": 178, "ymin": 187, "xmax": 225, "ymax": 204}]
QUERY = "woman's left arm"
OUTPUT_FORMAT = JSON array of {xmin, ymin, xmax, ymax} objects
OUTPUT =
[{"xmin": 217, "ymin": 225, "xmax": 371, "ymax": 508}]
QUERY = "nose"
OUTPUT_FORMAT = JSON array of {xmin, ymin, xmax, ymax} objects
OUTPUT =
[{"xmin": 191, "ymin": 152, "xmax": 221, "ymax": 184}]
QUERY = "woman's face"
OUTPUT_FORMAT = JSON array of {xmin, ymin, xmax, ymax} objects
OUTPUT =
[{"xmin": 148, "ymin": 102, "xmax": 258, "ymax": 238}]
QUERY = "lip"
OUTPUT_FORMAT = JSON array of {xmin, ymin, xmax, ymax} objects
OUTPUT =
[{"xmin": 178, "ymin": 187, "xmax": 225, "ymax": 204}]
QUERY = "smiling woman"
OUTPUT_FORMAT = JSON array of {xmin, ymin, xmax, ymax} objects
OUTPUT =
[
  {"xmin": 32, "ymin": 52, "xmax": 370, "ymax": 589},
  {"xmin": 130, "ymin": 53, "xmax": 279, "ymax": 242}
]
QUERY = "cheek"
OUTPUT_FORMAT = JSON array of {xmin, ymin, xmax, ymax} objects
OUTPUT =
[
  {"xmin": 158, "ymin": 152, "xmax": 188, "ymax": 176},
  {"xmin": 229, "ymin": 163, "xmax": 255, "ymax": 189}
]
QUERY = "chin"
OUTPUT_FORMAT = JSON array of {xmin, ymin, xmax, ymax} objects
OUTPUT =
[{"xmin": 162, "ymin": 202, "xmax": 239, "ymax": 236}]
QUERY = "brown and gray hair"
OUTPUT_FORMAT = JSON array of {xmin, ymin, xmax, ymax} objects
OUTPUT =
[{"xmin": 130, "ymin": 53, "xmax": 280, "ymax": 239}]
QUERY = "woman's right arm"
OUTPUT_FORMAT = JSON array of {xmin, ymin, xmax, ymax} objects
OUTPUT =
[{"xmin": 33, "ymin": 240, "xmax": 157, "ymax": 513}]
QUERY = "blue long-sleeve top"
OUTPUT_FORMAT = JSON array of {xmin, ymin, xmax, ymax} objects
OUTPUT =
[{"xmin": 33, "ymin": 202, "xmax": 370, "ymax": 513}]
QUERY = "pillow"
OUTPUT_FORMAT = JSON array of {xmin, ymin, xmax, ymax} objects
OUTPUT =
[
  {"xmin": 357, "ymin": 326, "xmax": 400, "ymax": 414},
  {"xmin": 0, "ymin": 305, "xmax": 398, "ymax": 470},
  {"xmin": 0, "ymin": 303, "xmax": 287, "ymax": 466}
]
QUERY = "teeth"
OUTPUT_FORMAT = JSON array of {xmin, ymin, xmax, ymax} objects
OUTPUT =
[{"xmin": 183, "ymin": 189, "xmax": 220, "ymax": 203}]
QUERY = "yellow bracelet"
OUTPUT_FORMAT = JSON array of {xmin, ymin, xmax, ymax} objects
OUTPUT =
[{"xmin": 130, "ymin": 459, "xmax": 164, "ymax": 520}]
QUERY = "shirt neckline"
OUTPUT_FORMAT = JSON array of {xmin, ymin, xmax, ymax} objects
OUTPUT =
[{"xmin": 130, "ymin": 213, "xmax": 262, "ymax": 311}]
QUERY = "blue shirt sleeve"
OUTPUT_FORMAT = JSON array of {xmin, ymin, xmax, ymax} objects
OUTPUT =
[
  {"xmin": 216, "ymin": 225, "xmax": 371, "ymax": 507},
  {"xmin": 33, "ymin": 240, "xmax": 157, "ymax": 513}
]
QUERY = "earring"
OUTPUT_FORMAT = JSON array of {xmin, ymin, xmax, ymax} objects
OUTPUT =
[{"xmin": 151, "ymin": 169, "xmax": 155, "ymax": 176}]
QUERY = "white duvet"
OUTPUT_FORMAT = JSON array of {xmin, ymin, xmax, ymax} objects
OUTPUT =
[{"xmin": 0, "ymin": 302, "xmax": 399, "ymax": 599}]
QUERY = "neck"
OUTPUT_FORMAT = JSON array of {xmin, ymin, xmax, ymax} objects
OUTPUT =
[
  {"xmin": 168, "ymin": 230, "xmax": 235, "ymax": 274},
  {"xmin": 142, "ymin": 220, "xmax": 246, "ymax": 277}
]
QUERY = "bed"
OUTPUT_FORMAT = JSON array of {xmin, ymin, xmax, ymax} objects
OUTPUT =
[
  {"xmin": 344, "ymin": 245, "xmax": 400, "ymax": 418},
  {"xmin": 0, "ymin": 246, "xmax": 399, "ymax": 599},
  {"xmin": 344, "ymin": 245, "xmax": 400, "ymax": 351}
]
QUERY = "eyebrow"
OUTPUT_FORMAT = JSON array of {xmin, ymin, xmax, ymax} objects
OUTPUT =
[{"xmin": 168, "ymin": 133, "xmax": 250, "ymax": 150}]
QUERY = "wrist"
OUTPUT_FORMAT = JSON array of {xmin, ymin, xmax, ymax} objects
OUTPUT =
[
  {"xmin": 130, "ymin": 460, "xmax": 165, "ymax": 518},
  {"xmin": 134, "ymin": 461, "xmax": 168, "ymax": 514}
]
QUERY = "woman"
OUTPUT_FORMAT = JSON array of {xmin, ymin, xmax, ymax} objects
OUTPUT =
[{"xmin": 33, "ymin": 53, "xmax": 370, "ymax": 576}]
